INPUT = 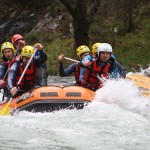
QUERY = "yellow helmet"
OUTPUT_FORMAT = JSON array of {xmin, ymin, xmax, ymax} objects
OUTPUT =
[
  {"xmin": 92, "ymin": 43, "xmax": 101, "ymax": 54},
  {"xmin": 21, "ymin": 45, "xmax": 34, "ymax": 58},
  {"xmin": 76, "ymin": 45, "xmax": 90, "ymax": 60},
  {"xmin": 1, "ymin": 42, "xmax": 15, "ymax": 53}
]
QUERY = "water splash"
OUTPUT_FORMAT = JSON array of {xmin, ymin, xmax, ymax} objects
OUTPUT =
[
  {"xmin": 1, "ymin": 76, "xmax": 150, "ymax": 149},
  {"xmin": 94, "ymin": 78, "xmax": 150, "ymax": 118}
]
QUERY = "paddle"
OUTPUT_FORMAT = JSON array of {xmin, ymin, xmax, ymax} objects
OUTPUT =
[
  {"xmin": 65, "ymin": 57, "xmax": 150, "ymax": 96},
  {"xmin": 126, "ymin": 73, "xmax": 150, "ymax": 97},
  {"xmin": 0, "ymin": 48, "xmax": 37, "ymax": 115},
  {"xmin": 64, "ymin": 56, "xmax": 105, "ymax": 83},
  {"xmin": 126, "ymin": 74, "xmax": 150, "ymax": 90},
  {"xmin": 64, "ymin": 57, "xmax": 80, "ymax": 63}
]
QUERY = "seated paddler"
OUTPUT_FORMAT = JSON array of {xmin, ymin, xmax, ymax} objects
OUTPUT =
[{"xmin": 7, "ymin": 45, "xmax": 46, "ymax": 97}]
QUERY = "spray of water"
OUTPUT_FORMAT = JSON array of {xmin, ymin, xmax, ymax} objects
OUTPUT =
[
  {"xmin": 1, "ymin": 75, "xmax": 150, "ymax": 149},
  {"xmin": 94, "ymin": 78, "xmax": 150, "ymax": 118}
]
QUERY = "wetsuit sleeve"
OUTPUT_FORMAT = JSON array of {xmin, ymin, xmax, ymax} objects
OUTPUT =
[
  {"xmin": 114, "ymin": 61, "xmax": 126, "ymax": 78},
  {"xmin": 79, "ymin": 67, "xmax": 87, "ymax": 82},
  {"xmin": 0, "ymin": 62, "xmax": 7, "ymax": 79},
  {"xmin": 59, "ymin": 63, "xmax": 77, "ymax": 77},
  {"xmin": 34, "ymin": 50, "xmax": 47, "ymax": 67},
  {"xmin": 7, "ymin": 62, "xmax": 18, "ymax": 89},
  {"xmin": 38, "ymin": 49, "xmax": 47, "ymax": 62},
  {"xmin": 59, "ymin": 62, "xmax": 65, "ymax": 76}
]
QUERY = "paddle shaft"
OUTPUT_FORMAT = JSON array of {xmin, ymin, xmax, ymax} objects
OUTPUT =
[
  {"xmin": 64, "ymin": 57, "xmax": 96, "ymax": 63},
  {"xmin": 64, "ymin": 57, "xmax": 79, "ymax": 63}
]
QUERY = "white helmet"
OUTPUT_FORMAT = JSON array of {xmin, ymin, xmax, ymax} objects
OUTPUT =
[{"xmin": 97, "ymin": 43, "xmax": 112, "ymax": 57}]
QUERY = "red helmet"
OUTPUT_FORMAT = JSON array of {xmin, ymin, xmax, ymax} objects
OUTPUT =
[{"xmin": 12, "ymin": 34, "xmax": 24, "ymax": 44}]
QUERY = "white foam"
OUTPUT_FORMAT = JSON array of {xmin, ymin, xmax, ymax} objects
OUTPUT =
[{"xmin": 93, "ymin": 78, "xmax": 150, "ymax": 118}]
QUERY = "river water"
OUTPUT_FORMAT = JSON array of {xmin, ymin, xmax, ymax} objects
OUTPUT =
[{"xmin": 0, "ymin": 75, "xmax": 150, "ymax": 150}]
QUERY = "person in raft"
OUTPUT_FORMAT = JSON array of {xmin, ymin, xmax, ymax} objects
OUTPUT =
[
  {"xmin": 80, "ymin": 43, "xmax": 126, "ymax": 91},
  {"xmin": 0, "ymin": 42, "xmax": 17, "ymax": 102},
  {"xmin": 7, "ymin": 45, "xmax": 46, "ymax": 97},
  {"xmin": 58, "ymin": 45, "xmax": 91, "ymax": 85},
  {"xmin": 12, "ymin": 34, "xmax": 48, "ymax": 86}
]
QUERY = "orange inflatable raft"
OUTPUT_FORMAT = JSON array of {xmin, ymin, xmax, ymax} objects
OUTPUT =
[{"xmin": 0, "ymin": 84, "xmax": 95, "ymax": 113}]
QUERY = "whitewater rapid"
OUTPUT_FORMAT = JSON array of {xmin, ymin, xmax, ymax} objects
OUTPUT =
[{"xmin": 0, "ymin": 75, "xmax": 150, "ymax": 150}]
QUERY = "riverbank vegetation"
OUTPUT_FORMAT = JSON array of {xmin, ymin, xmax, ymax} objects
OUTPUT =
[{"xmin": 0, "ymin": 0, "xmax": 149, "ymax": 74}]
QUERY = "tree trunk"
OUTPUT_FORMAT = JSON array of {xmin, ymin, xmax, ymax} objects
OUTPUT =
[
  {"xmin": 59, "ymin": 0, "xmax": 100, "ymax": 48},
  {"xmin": 73, "ymin": 0, "xmax": 89, "ymax": 47},
  {"xmin": 123, "ymin": 0, "xmax": 135, "ymax": 33},
  {"xmin": 126, "ymin": 0, "xmax": 135, "ymax": 32}
]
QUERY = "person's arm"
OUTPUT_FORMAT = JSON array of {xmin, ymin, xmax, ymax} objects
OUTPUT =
[
  {"xmin": 114, "ymin": 61, "xmax": 126, "ymax": 78},
  {"xmin": 7, "ymin": 62, "xmax": 18, "ymax": 89},
  {"xmin": 59, "ymin": 63, "xmax": 77, "ymax": 77},
  {"xmin": 79, "ymin": 65, "xmax": 92, "ymax": 87},
  {"xmin": 59, "ymin": 62, "xmax": 65, "ymax": 76},
  {"xmin": 33, "ymin": 49, "xmax": 47, "ymax": 67},
  {"xmin": 34, "ymin": 43, "xmax": 47, "ymax": 66},
  {"xmin": 0, "ymin": 62, "xmax": 7, "ymax": 80},
  {"xmin": 81, "ymin": 55, "xmax": 93, "ymax": 67},
  {"xmin": 79, "ymin": 67, "xmax": 87, "ymax": 82},
  {"xmin": 8, "ymin": 62, "xmax": 19, "ymax": 96},
  {"xmin": 37, "ymin": 50, "xmax": 47, "ymax": 62}
]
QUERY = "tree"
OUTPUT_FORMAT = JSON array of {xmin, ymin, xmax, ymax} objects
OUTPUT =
[
  {"xmin": 115, "ymin": 0, "xmax": 142, "ymax": 33},
  {"xmin": 59, "ymin": 0, "xmax": 101, "ymax": 47}
]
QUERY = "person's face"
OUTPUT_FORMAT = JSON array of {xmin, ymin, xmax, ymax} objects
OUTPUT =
[
  {"xmin": 22, "ymin": 56, "xmax": 31, "ymax": 65},
  {"xmin": 92, "ymin": 53, "xmax": 97, "ymax": 59},
  {"xmin": 99, "ymin": 52, "xmax": 111, "ymax": 62},
  {"xmin": 81, "ymin": 52, "xmax": 90, "ymax": 60},
  {"xmin": 3, "ymin": 49, "xmax": 13, "ymax": 60},
  {"xmin": 14, "ymin": 39, "xmax": 26, "ymax": 52}
]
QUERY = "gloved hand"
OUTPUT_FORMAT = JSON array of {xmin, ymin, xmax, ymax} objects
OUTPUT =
[
  {"xmin": 34, "ymin": 43, "xmax": 43, "ymax": 51},
  {"xmin": 18, "ymin": 40, "xmax": 26, "ymax": 46},
  {"xmin": 16, "ymin": 40, "xmax": 26, "ymax": 50},
  {"xmin": 10, "ymin": 87, "xmax": 18, "ymax": 96},
  {"xmin": 58, "ymin": 54, "xmax": 64, "ymax": 62},
  {"xmin": 81, "ymin": 79, "xmax": 87, "ymax": 86},
  {"xmin": 81, "ymin": 60, "xmax": 92, "ymax": 67},
  {"xmin": 81, "ymin": 55, "xmax": 92, "ymax": 67},
  {"xmin": 0, "ymin": 80, "xmax": 6, "ymax": 87}
]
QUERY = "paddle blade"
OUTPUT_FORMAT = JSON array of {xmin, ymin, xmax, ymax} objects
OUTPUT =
[
  {"xmin": 127, "ymin": 73, "xmax": 150, "ymax": 82},
  {"xmin": 141, "ymin": 90, "xmax": 150, "ymax": 97},
  {"xmin": 126, "ymin": 74, "xmax": 150, "ymax": 90},
  {"xmin": 126, "ymin": 74, "xmax": 150, "ymax": 97},
  {"xmin": 0, "ymin": 102, "xmax": 11, "ymax": 116}
]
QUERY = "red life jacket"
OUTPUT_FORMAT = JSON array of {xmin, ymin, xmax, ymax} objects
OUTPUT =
[
  {"xmin": 8, "ymin": 58, "xmax": 19, "ymax": 68},
  {"xmin": 82, "ymin": 61, "xmax": 111, "ymax": 90},
  {"xmin": 2, "ymin": 55, "xmax": 20, "ymax": 69},
  {"xmin": 16, "ymin": 54, "xmax": 21, "ymax": 61},
  {"xmin": 1, "ymin": 57, "xmax": 19, "ymax": 84},
  {"xmin": 15, "ymin": 63, "xmax": 37, "ymax": 89},
  {"xmin": 74, "ymin": 64, "xmax": 80, "ymax": 85}
]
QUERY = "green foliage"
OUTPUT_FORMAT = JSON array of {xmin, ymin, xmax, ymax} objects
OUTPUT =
[
  {"xmin": 89, "ymin": 1, "xmax": 150, "ymax": 73},
  {"xmin": 25, "ymin": 31, "xmax": 76, "ymax": 74},
  {"xmin": 44, "ymin": 37, "xmax": 76, "ymax": 75},
  {"xmin": 0, "ymin": 0, "xmax": 150, "ymax": 75},
  {"xmin": 115, "ymin": 17, "xmax": 150, "ymax": 72}
]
